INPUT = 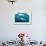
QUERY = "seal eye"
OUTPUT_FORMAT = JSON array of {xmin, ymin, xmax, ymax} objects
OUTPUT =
[{"xmin": 15, "ymin": 13, "xmax": 29, "ymax": 22}]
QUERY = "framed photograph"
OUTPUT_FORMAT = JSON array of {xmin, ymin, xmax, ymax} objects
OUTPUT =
[{"xmin": 12, "ymin": 10, "xmax": 32, "ymax": 25}]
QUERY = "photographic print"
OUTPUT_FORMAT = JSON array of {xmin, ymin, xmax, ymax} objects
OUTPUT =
[{"xmin": 13, "ymin": 11, "xmax": 32, "ymax": 25}]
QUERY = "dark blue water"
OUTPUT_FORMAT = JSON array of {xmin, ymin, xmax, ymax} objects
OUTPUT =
[{"xmin": 15, "ymin": 13, "xmax": 29, "ymax": 22}]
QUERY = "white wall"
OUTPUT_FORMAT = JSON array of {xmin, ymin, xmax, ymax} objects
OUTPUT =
[{"xmin": 0, "ymin": 0, "xmax": 46, "ymax": 41}]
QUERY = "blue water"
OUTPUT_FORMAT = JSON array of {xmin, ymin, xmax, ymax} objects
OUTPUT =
[{"xmin": 15, "ymin": 13, "xmax": 29, "ymax": 22}]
